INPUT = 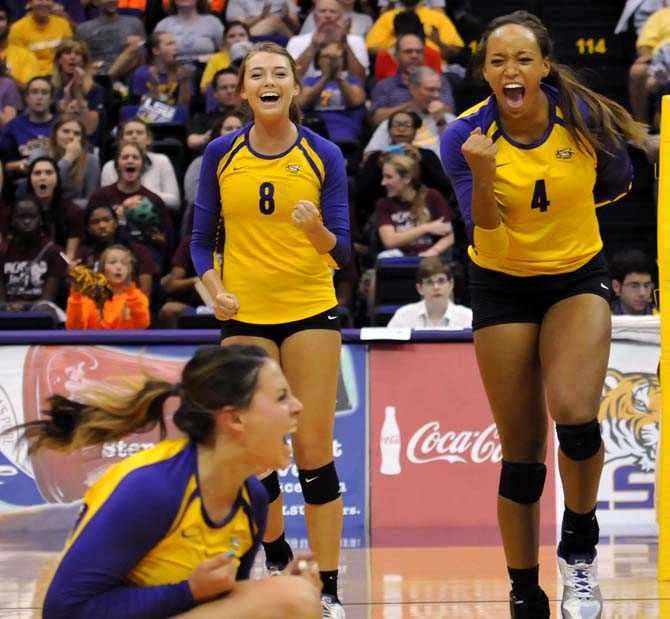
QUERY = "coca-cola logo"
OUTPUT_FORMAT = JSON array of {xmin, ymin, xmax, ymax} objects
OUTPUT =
[{"xmin": 407, "ymin": 422, "xmax": 502, "ymax": 464}]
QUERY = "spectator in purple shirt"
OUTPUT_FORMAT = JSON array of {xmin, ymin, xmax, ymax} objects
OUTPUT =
[
  {"xmin": 0, "ymin": 76, "xmax": 56, "ymax": 179},
  {"xmin": 371, "ymin": 33, "xmax": 453, "ymax": 125},
  {"xmin": 298, "ymin": 40, "xmax": 367, "ymax": 142}
]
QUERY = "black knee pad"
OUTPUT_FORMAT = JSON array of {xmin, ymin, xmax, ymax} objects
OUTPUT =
[
  {"xmin": 556, "ymin": 419, "xmax": 602, "ymax": 461},
  {"xmin": 499, "ymin": 461, "xmax": 547, "ymax": 504},
  {"xmin": 298, "ymin": 461, "xmax": 341, "ymax": 505},
  {"xmin": 260, "ymin": 470, "xmax": 281, "ymax": 503}
]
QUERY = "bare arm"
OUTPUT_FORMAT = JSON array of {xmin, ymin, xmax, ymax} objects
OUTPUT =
[
  {"xmin": 298, "ymin": 74, "xmax": 329, "ymax": 109},
  {"xmin": 164, "ymin": 266, "xmax": 199, "ymax": 295},
  {"xmin": 342, "ymin": 40, "xmax": 366, "ymax": 82},
  {"xmin": 373, "ymin": 100, "xmax": 410, "ymax": 125}
]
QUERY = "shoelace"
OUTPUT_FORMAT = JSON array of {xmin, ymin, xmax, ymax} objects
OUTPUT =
[
  {"xmin": 321, "ymin": 596, "xmax": 344, "ymax": 619},
  {"xmin": 567, "ymin": 564, "xmax": 596, "ymax": 600}
]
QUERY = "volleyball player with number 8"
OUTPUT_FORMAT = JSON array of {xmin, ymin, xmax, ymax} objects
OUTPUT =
[
  {"xmin": 191, "ymin": 42, "xmax": 350, "ymax": 619},
  {"xmin": 440, "ymin": 11, "xmax": 647, "ymax": 619}
]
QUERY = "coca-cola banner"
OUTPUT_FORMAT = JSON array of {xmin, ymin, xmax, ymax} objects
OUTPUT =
[
  {"xmin": 369, "ymin": 342, "xmax": 558, "ymax": 546},
  {"xmin": 0, "ymin": 344, "xmax": 369, "ymax": 548}
]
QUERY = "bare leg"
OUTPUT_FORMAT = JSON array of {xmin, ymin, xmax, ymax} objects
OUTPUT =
[
  {"xmin": 280, "ymin": 330, "xmax": 343, "ymax": 573},
  {"xmin": 473, "ymin": 323, "xmax": 546, "ymax": 569},
  {"xmin": 158, "ymin": 301, "xmax": 190, "ymax": 329},
  {"xmin": 539, "ymin": 294, "xmax": 610, "ymax": 513},
  {"xmin": 221, "ymin": 335, "xmax": 284, "ymax": 544},
  {"xmin": 175, "ymin": 576, "xmax": 321, "ymax": 619}
]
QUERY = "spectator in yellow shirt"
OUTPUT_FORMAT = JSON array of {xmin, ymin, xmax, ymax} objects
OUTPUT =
[
  {"xmin": 8, "ymin": 0, "xmax": 73, "ymax": 75},
  {"xmin": 0, "ymin": 6, "xmax": 39, "ymax": 89},
  {"xmin": 200, "ymin": 20, "xmax": 250, "ymax": 94},
  {"xmin": 629, "ymin": 5, "xmax": 670, "ymax": 122},
  {"xmin": 366, "ymin": 0, "xmax": 463, "ymax": 62}
]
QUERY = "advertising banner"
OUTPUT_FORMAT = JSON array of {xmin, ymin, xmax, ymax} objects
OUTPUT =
[
  {"xmin": 0, "ymin": 344, "xmax": 368, "ymax": 547},
  {"xmin": 553, "ymin": 338, "xmax": 661, "ymax": 536},
  {"xmin": 369, "ymin": 342, "xmax": 558, "ymax": 546}
]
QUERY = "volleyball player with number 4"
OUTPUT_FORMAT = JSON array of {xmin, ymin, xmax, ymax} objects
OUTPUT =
[
  {"xmin": 440, "ymin": 10, "xmax": 647, "ymax": 619},
  {"xmin": 191, "ymin": 42, "xmax": 350, "ymax": 619}
]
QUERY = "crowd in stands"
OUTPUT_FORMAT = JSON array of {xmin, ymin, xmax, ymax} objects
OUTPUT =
[{"xmin": 0, "ymin": 0, "xmax": 663, "ymax": 329}]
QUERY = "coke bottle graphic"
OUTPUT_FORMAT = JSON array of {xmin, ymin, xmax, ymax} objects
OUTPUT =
[
  {"xmin": 22, "ymin": 345, "xmax": 186, "ymax": 503},
  {"xmin": 380, "ymin": 406, "xmax": 402, "ymax": 475}
]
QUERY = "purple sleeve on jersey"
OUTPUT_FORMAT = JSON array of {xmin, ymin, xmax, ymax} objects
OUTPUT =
[
  {"xmin": 440, "ymin": 118, "xmax": 475, "ymax": 241},
  {"xmin": 237, "ymin": 476, "xmax": 268, "ymax": 580},
  {"xmin": 190, "ymin": 135, "xmax": 233, "ymax": 277},
  {"xmin": 42, "ymin": 467, "xmax": 195, "ymax": 619},
  {"xmin": 316, "ymin": 137, "xmax": 351, "ymax": 267},
  {"xmin": 131, "ymin": 66, "xmax": 150, "ymax": 97},
  {"xmin": 593, "ymin": 138, "xmax": 634, "ymax": 204}
]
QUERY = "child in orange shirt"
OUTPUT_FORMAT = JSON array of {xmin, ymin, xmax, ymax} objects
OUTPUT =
[{"xmin": 66, "ymin": 244, "xmax": 150, "ymax": 330}]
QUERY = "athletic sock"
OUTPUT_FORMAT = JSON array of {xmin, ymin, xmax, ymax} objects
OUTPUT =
[
  {"xmin": 320, "ymin": 569, "xmax": 339, "ymax": 599},
  {"xmin": 508, "ymin": 565, "xmax": 542, "ymax": 600},
  {"xmin": 262, "ymin": 533, "xmax": 292, "ymax": 566},
  {"xmin": 560, "ymin": 505, "xmax": 598, "ymax": 556}
]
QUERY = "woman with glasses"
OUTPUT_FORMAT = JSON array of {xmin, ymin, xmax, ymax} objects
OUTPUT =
[
  {"xmin": 440, "ymin": 11, "xmax": 647, "ymax": 619},
  {"xmin": 355, "ymin": 109, "xmax": 453, "ymax": 242}
]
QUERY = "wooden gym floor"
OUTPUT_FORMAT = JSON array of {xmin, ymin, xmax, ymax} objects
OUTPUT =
[{"xmin": 0, "ymin": 515, "xmax": 667, "ymax": 619}]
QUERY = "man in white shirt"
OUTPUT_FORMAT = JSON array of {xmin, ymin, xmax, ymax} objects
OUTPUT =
[
  {"xmin": 387, "ymin": 256, "xmax": 472, "ymax": 329},
  {"xmin": 286, "ymin": 0, "xmax": 369, "ymax": 80}
]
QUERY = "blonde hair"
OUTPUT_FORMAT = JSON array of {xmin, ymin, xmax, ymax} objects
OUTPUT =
[
  {"xmin": 52, "ymin": 37, "xmax": 95, "ymax": 94},
  {"xmin": 383, "ymin": 153, "xmax": 429, "ymax": 224},
  {"xmin": 48, "ymin": 114, "xmax": 87, "ymax": 187},
  {"xmin": 236, "ymin": 41, "xmax": 302, "ymax": 124},
  {"xmin": 99, "ymin": 244, "xmax": 136, "ymax": 287}
]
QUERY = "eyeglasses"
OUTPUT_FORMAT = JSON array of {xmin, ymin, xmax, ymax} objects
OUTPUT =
[
  {"xmin": 622, "ymin": 281, "xmax": 655, "ymax": 291},
  {"xmin": 421, "ymin": 276, "xmax": 449, "ymax": 287},
  {"xmin": 391, "ymin": 121, "xmax": 414, "ymax": 129}
]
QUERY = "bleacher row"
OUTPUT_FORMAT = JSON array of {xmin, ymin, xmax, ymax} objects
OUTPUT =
[{"xmin": 0, "ymin": 0, "xmax": 658, "ymax": 329}]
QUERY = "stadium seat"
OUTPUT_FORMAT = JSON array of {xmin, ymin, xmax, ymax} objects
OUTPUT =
[
  {"xmin": 371, "ymin": 257, "xmax": 422, "ymax": 323},
  {"xmin": 0, "ymin": 311, "xmax": 58, "ymax": 330}
]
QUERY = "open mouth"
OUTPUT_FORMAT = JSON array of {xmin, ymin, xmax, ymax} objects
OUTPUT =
[
  {"xmin": 38, "ymin": 184, "xmax": 48, "ymax": 191},
  {"xmin": 260, "ymin": 93, "xmax": 280, "ymax": 104},
  {"xmin": 503, "ymin": 83, "xmax": 525, "ymax": 110},
  {"xmin": 124, "ymin": 166, "xmax": 137, "ymax": 174}
]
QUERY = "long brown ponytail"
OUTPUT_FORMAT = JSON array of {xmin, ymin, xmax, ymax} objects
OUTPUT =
[{"xmin": 10, "ymin": 345, "xmax": 271, "ymax": 452}]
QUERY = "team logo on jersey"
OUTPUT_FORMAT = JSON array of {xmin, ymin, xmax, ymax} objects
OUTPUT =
[
  {"xmin": 286, "ymin": 163, "xmax": 302, "ymax": 174},
  {"xmin": 555, "ymin": 147, "xmax": 574, "ymax": 160}
]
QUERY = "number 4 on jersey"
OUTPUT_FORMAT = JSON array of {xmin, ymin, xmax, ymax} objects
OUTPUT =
[{"xmin": 531, "ymin": 179, "xmax": 550, "ymax": 213}]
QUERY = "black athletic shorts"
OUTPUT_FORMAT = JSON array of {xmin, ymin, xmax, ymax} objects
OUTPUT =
[
  {"xmin": 220, "ymin": 306, "xmax": 341, "ymax": 347},
  {"xmin": 468, "ymin": 252, "xmax": 611, "ymax": 331}
]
